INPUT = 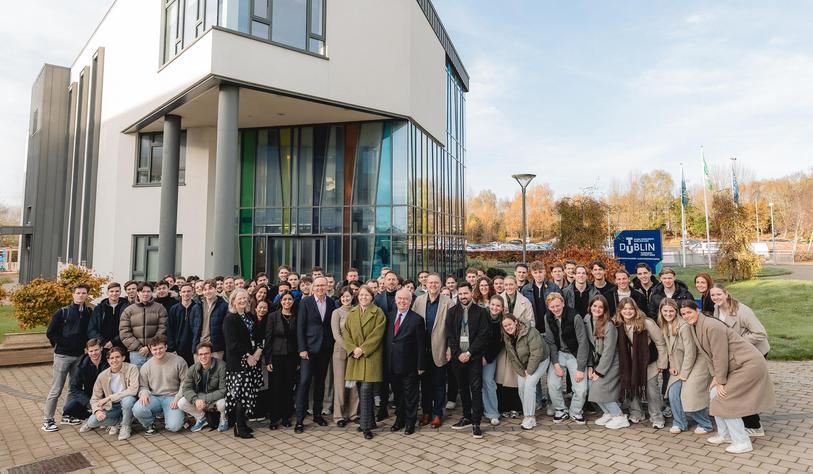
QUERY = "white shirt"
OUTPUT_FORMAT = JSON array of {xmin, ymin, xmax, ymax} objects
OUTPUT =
[{"xmin": 110, "ymin": 372, "xmax": 124, "ymax": 394}]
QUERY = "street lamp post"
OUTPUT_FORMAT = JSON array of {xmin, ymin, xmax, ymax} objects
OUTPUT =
[
  {"xmin": 769, "ymin": 202, "xmax": 776, "ymax": 262},
  {"xmin": 512, "ymin": 174, "xmax": 536, "ymax": 264}
]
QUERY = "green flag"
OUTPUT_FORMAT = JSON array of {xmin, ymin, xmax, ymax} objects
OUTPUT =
[{"xmin": 702, "ymin": 152, "xmax": 713, "ymax": 191}]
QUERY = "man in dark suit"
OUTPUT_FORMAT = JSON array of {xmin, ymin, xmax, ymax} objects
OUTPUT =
[
  {"xmin": 386, "ymin": 288, "xmax": 427, "ymax": 435},
  {"xmin": 294, "ymin": 276, "xmax": 337, "ymax": 433},
  {"xmin": 445, "ymin": 282, "xmax": 490, "ymax": 439}
]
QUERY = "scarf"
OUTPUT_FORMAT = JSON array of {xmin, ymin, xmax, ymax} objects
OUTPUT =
[{"xmin": 617, "ymin": 324, "xmax": 650, "ymax": 401}]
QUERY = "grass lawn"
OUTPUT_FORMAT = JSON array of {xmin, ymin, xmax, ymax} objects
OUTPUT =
[
  {"xmin": 672, "ymin": 265, "xmax": 791, "ymax": 285},
  {"xmin": 0, "ymin": 305, "xmax": 46, "ymax": 345},
  {"xmin": 724, "ymin": 279, "xmax": 813, "ymax": 361}
]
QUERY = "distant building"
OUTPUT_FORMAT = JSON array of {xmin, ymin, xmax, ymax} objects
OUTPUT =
[{"xmin": 12, "ymin": 0, "xmax": 468, "ymax": 282}]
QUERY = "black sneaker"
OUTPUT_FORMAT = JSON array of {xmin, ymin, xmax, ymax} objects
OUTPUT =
[
  {"xmin": 61, "ymin": 416, "xmax": 82, "ymax": 426},
  {"xmin": 572, "ymin": 415, "xmax": 586, "ymax": 425},
  {"xmin": 472, "ymin": 425, "xmax": 483, "ymax": 439},
  {"xmin": 144, "ymin": 424, "xmax": 158, "ymax": 436},
  {"xmin": 553, "ymin": 411, "xmax": 569, "ymax": 423},
  {"xmin": 42, "ymin": 419, "xmax": 58, "ymax": 432},
  {"xmin": 451, "ymin": 418, "xmax": 472, "ymax": 430}
]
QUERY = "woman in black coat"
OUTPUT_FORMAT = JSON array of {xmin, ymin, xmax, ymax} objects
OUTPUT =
[
  {"xmin": 223, "ymin": 288, "xmax": 264, "ymax": 439},
  {"xmin": 264, "ymin": 291, "xmax": 299, "ymax": 429}
]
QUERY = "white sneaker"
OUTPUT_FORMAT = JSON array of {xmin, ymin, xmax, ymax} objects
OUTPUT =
[
  {"xmin": 605, "ymin": 415, "xmax": 630, "ymax": 430},
  {"xmin": 745, "ymin": 427, "xmax": 765, "ymax": 437},
  {"xmin": 520, "ymin": 417, "xmax": 536, "ymax": 430},
  {"xmin": 107, "ymin": 425, "xmax": 119, "ymax": 436},
  {"xmin": 725, "ymin": 443, "xmax": 753, "ymax": 454},
  {"xmin": 445, "ymin": 401, "xmax": 456, "ymax": 410},
  {"xmin": 628, "ymin": 416, "xmax": 642, "ymax": 424},
  {"xmin": 117, "ymin": 425, "xmax": 131, "ymax": 441},
  {"xmin": 694, "ymin": 426, "xmax": 712, "ymax": 435},
  {"xmin": 706, "ymin": 434, "xmax": 732, "ymax": 445},
  {"xmin": 78, "ymin": 421, "xmax": 92, "ymax": 433},
  {"xmin": 489, "ymin": 418, "xmax": 500, "ymax": 426},
  {"xmin": 595, "ymin": 413, "xmax": 613, "ymax": 426},
  {"xmin": 652, "ymin": 421, "xmax": 665, "ymax": 430},
  {"xmin": 669, "ymin": 426, "xmax": 682, "ymax": 434}
]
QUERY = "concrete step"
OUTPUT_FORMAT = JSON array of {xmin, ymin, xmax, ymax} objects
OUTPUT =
[
  {"xmin": 0, "ymin": 332, "xmax": 52, "ymax": 366},
  {"xmin": 1, "ymin": 332, "xmax": 49, "ymax": 348}
]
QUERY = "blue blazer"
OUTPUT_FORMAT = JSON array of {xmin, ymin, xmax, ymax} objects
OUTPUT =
[
  {"xmin": 385, "ymin": 309, "xmax": 427, "ymax": 376},
  {"xmin": 296, "ymin": 295, "xmax": 336, "ymax": 355},
  {"xmin": 190, "ymin": 297, "xmax": 229, "ymax": 353}
]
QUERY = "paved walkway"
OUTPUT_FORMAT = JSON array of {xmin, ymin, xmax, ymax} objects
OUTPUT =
[{"xmin": 1, "ymin": 362, "xmax": 812, "ymax": 474}]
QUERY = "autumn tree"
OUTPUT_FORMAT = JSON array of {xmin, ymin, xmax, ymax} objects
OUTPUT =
[
  {"xmin": 712, "ymin": 193, "xmax": 761, "ymax": 281},
  {"xmin": 555, "ymin": 195, "xmax": 607, "ymax": 250},
  {"xmin": 466, "ymin": 190, "xmax": 505, "ymax": 243},
  {"xmin": 503, "ymin": 184, "xmax": 556, "ymax": 241},
  {"xmin": 608, "ymin": 170, "xmax": 674, "ymax": 232}
]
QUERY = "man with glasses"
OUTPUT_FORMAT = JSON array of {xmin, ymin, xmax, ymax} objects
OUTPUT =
[{"xmin": 178, "ymin": 342, "xmax": 228, "ymax": 432}]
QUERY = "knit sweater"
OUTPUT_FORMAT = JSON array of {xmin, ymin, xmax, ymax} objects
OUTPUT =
[{"xmin": 138, "ymin": 352, "xmax": 188, "ymax": 400}]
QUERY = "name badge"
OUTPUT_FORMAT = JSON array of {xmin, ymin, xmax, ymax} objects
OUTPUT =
[{"xmin": 460, "ymin": 336, "xmax": 469, "ymax": 344}]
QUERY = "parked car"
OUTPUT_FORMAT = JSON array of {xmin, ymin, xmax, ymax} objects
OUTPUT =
[
  {"xmin": 749, "ymin": 242, "xmax": 770, "ymax": 258},
  {"xmin": 690, "ymin": 241, "xmax": 721, "ymax": 255}
]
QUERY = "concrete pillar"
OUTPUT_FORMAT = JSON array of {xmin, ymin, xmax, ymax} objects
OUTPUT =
[
  {"xmin": 212, "ymin": 85, "xmax": 240, "ymax": 276},
  {"xmin": 158, "ymin": 114, "xmax": 182, "ymax": 278}
]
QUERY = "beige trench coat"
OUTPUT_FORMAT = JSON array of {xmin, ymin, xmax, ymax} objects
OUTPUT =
[
  {"xmin": 690, "ymin": 313, "xmax": 776, "ymax": 418},
  {"xmin": 664, "ymin": 320, "xmax": 711, "ymax": 413},
  {"xmin": 412, "ymin": 293, "xmax": 453, "ymax": 368},
  {"xmin": 714, "ymin": 303, "xmax": 770, "ymax": 356},
  {"xmin": 501, "ymin": 291, "xmax": 535, "ymax": 327}
]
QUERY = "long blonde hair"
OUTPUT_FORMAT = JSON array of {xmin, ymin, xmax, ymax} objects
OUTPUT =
[
  {"xmin": 711, "ymin": 283, "xmax": 740, "ymax": 314},
  {"xmin": 613, "ymin": 297, "xmax": 647, "ymax": 333},
  {"xmin": 657, "ymin": 298, "xmax": 680, "ymax": 337}
]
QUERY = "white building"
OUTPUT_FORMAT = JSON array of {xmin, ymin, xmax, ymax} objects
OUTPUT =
[{"xmin": 15, "ymin": 0, "xmax": 468, "ymax": 283}]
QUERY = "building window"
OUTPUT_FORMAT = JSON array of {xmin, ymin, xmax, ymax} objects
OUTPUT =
[
  {"xmin": 162, "ymin": 0, "xmax": 325, "ymax": 64},
  {"xmin": 132, "ymin": 234, "xmax": 183, "ymax": 281},
  {"xmin": 135, "ymin": 131, "xmax": 187, "ymax": 185}
]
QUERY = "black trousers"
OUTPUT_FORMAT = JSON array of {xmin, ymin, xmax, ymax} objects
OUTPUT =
[
  {"xmin": 270, "ymin": 353, "xmax": 297, "ymax": 423},
  {"xmin": 295, "ymin": 349, "xmax": 331, "ymax": 422},
  {"xmin": 452, "ymin": 359, "xmax": 483, "ymax": 425},
  {"xmin": 447, "ymin": 368, "xmax": 459, "ymax": 404},
  {"xmin": 391, "ymin": 371, "xmax": 420, "ymax": 427}
]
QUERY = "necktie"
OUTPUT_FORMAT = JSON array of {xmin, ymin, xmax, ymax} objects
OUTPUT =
[{"xmin": 394, "ymin": 313, "xmax": 403, "ymax": 335}]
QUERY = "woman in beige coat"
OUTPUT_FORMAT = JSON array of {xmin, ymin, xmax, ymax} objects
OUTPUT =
[
  {"xmin": 330, "ymin": 287, "xmax": 359, "ymax": 427},
  {"xmin": 710, "ymin": 283, "xmax": 770, "ymax": 437},
  {"xmin": 657, "ymin": 298, "xmax": 712, "ymax": 434},
  {"xmin": 495, "ymin": 277, "xmax": 530, "ymax": 417},
  {"xmin": 680, "ymin": 300, "xmax": 776, "ymax": 454}
]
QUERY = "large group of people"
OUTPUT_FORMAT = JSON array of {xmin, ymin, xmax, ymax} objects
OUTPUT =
[{"xmin": 41, "ymin": 261, "xmax": 775, "ymax": 454}]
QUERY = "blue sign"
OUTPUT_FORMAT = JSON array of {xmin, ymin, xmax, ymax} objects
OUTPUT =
[{"xmin": 613, "ymin": 230, "xmax": 663, "ymax": 273}]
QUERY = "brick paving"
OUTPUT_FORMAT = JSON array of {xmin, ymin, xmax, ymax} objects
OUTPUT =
[{"xmin": 1, "ymin": 361, "xmax": 812, "ymax": 474}]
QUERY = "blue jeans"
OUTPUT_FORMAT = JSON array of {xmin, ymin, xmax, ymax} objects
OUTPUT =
[
  {"xmin": 129, "ymin": 351, "xmax": 151, "ymax": 368},
  {"xmin": 547, "ymin": 352, "xmax": 587, "ymax": 417},
  {"xmin": 420, "ymin": 363, "xmax": 447, "ymax": 418},
  {"xmin": 86, "ymin": 396, "xmax": 136, "ymax": 428},
  {"xmin": 482, "ymin": 359, "xmax": 499, "ymax": 419},
  {"xmin": 132, "ymin": 395, "xmax": 185, "ymax": 432},
  {"xmin": 668, "ymin": 381, "xmax": 712, "ymax": 430},
  {"xmin": 588, "ymin": 379, "xmax": 622, "ymax": 416},
  {"xmin": 517, "ymin": 360, "xmax": 549, "ymax": 417}
]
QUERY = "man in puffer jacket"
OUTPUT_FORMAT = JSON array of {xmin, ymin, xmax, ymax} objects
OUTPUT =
[
  {"xmin": 120, "ymin": 282, "xmax": 167, "ymax": 367},
  {"xmin": 647, "ymin": 267, "xmax": 694, "ymax": 319}
]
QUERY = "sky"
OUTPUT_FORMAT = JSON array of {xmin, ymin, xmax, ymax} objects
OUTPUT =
[{"xmin": 2, "ymin": 1, "xmax": 813, "ymax": 206}]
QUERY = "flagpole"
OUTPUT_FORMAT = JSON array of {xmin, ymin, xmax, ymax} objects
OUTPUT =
[
  {"xmin": 701, "ymin": 147, "xmax": 713, "ymax": 268},
  {"xmin": 680, "ymin": 163, "xmax": 687, "ymax": 268}
]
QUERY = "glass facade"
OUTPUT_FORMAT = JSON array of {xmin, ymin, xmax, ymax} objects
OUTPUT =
[
  {"xmin": 162, "ymin": 0, "xmax": 326, "ymax": 63},
  {"xmin": 238, "ymin": 104, "xmax": 466, "ymax": 280}
]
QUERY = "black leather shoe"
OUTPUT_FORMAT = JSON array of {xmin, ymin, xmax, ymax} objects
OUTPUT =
[
  {"xmin": 313, "ymin": 416, "xmax": 328, "ymax": 427},
  {"xmin": 269, "ymin": 422, "xmax": 279, "ymax": 430},
  {"xmin": 281, "ymin": 419, "xmax": 292, "ymax": 428},
  {"xmin": 356, "ymin": 426, "xmax": 363, "ymax": 432},
  {"xmin": 390, "ymin": 423, "xmax": 404, "ymax": 432},
  {"xmin": 336, "ymin": 419, "xmax": 348, "ymax": 428},
  {"xmin": 404, "ymin": 425, "xmax": 415, "ymax": 435},
  {"xmin": 294, "ymin": 423, "xmax": 304, "ymax": 434},
  {"xmin": 363, "ymin": 430, "xmax": 374, "ymax": 440}
]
